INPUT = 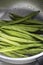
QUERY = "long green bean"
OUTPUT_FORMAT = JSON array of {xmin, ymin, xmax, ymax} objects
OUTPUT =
[
  {"xmin": 1, "ymin": 28, "xmax": 35, "ymax": 40},
  {"xmin": 9, "ymin": 11, "xmax": 40, "ymax": 20},
  {"xmin": 16, "ymin": 48, "xmax": 43, "ymax": 55},
  {"xmin": 0, "ymin": 43, "xmax": 42, "ymax": 52}
]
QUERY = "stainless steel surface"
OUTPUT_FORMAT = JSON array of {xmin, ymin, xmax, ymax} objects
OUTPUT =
[
  {"xmin": 0, "ymin": 0, "xmax": 43, "ymax": 65},
  {"xmin": 0, "ymin": 0, "xmax": 43, "ymax": 11},
  {"xmin": 0, "ymin": 0, "xmax": 43, "ymax": 20}
]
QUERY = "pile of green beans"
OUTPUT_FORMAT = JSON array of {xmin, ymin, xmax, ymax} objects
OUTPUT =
[{"xmin": 0, "ymin": 11, "xmax": 43, "ymax": 58}]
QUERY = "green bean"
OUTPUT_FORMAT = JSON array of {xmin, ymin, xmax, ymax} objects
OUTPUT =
[
  {"xmin": 15, "ymin": 24, "xmax": 43, "ymax": 28},
  {"xmin": 0, "ymin": 42, "xmax": 8, "ymax": 49},
  {"xmin": 0, "ymin": 37, "xmax": 20, "ymax": 46},
  {"xmin": 13, "ymin": 25, "xmax": 39, "ymax": 32},
  {"xmin": 9, "ymin": 11, "xmax": 40, "ymax": 24},
  {"xmin": 1, "ymin": 25, "xmax": 43, "ymax": 41},
  {"xmin": 11, "ymin": 24, "xmax": 43, "ymax": 32},
  {"xmin": 0, "ymin": 41, "xmax": 13, "ymax": 47},
  {"xmin": 1, "ymin": 28, "xmax": 35, "ymax": 40},
  {"xmin": 26, "ymin": 49, "xmax": 43, "ymax": 55},
  {"xmin": 1, "ymin": 25, "xmax": 43, "ymax": 40},
  {"xmin": 0, "ymin": 21, "xmax": 11, "ymax": 27},
  {"xmin": 1, "ymin": 52, "xmax": 20, "ymax": 58},
  {"xmin": 40, "ymin": 29, "xmax": 43, "ymax": 31},
  {"xmin": 9, "ymin": 11, "xmax": 40, "ymax": 21},
  {"xmin": 0, "ymin": 20, "xmax": 5, "ymax": 27},
  {"xmin": 1, "ymin": 24, "xmax": 43, "ymax": 33},
  {"xmin": 0, "ymin": 11, "xmax": 41, "ymax": 27},
  {"xmin": 2, "ymin": 51, "xmax": 27, "ymax": 58},
  {"xmin": 0, "ymin": 11, "xmax": 40, "ymax": 26},
  {"xmin": 14, "ymin": 48, "xmax": 43, "ymax": 55},
  {"xmin": 19, "ymin": 29, "xmax": 43, "ymax": 41},
  {"xmin": 0, "ymin": 15, "xmax": 28, "ymax": 26},
  {"xmin": 1, "ymin": 25, "xmax": 33, "ymax": 35},
  {"xmin": 1, "ymin": 48, "xmax": 43, "ymax": 57},
  {"xmin": 9, "ymin": 13, "xmax": 23, "ymax": 18},
  {"xmin": 25, "ymin": 20, "xmax": 43, "ymax": 24},
  {"xmin": 9, "ymin": 12, "xmax": 43, "ymax": 25},
  {"xmin": 27, "ymin": 32, "xmax": 43, "ymax": 41},
  {"xmin": 0, "ymin": 42, "xmax": 42, "ymax": 53},
  {"xmin": 9, "ymin": 13, "xmax": 23, "ymax": 20},
  {"xmin": 0, "ymin": 30, "xmax": 38, "ymax": 43}
]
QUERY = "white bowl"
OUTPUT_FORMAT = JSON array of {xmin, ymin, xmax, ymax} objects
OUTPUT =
[{"xmin": 0, "ymin": 52, "xmax": 43, "ymax": 64}]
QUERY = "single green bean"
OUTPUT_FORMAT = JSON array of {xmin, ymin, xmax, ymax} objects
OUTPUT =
[{"xmin": 9, "ymin": 11, "xmax": 40, "ymax": 21}]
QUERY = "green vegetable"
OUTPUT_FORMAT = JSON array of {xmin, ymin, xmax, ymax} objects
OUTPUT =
[
  {"xmin": 22, "ymin": 19, "xmax": 43, "ymax": 25},
  {"xmin": 14, "ymin": 48, "xmax": 43, "ymax": 55},
  {"xmin": 9, "ymin": 13, "xmax": 23, "ymax": 20},
  {"xmin": 0, "ymin": 37, "xmax": 20, "ymax": 46},
  {"xmin": 0, "ymin": 42, "xmax": 42, "ymax": 52},
  {"xmin": 2, "ymin": 51, "xmax": 27, "ymax": 58},
  {"xmin": 27, "ymin": 32, "xmax": 43, "ymax": 41},
  {"xmin": 1, "ymin": 27, "xmax": 36, "ymax": 41},
  {"xmin": 1, "ymin": 23, "xmax": 43, "ymax": 33},
  {"xmin": 0, "ymin": 11, "xmax": 43, "ymax": 58},
  {"xmin": 8, "ymin": 11, "xmax": 40, "ymax": 24},
  {"xmin": 0, "ymin": 11, "xmax": 40, "ymax": 26},
  {"xmin": 9, "ymin": 11, "xmax": 40, "ymax": 20}
]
